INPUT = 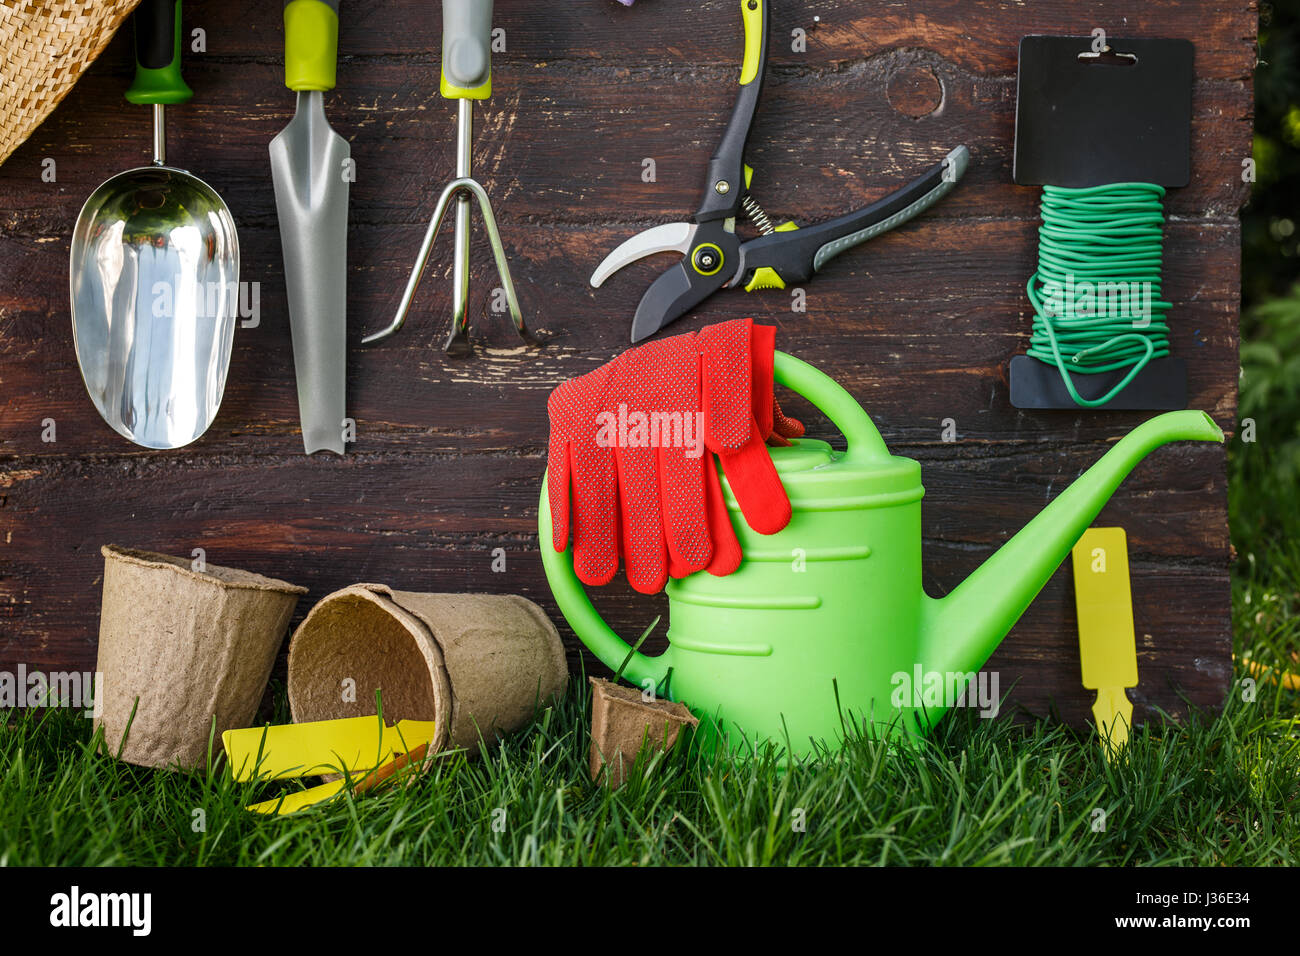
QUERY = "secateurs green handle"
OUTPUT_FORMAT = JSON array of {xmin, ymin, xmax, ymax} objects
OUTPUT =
[
  {"xmin": 125, "ymin": 0, "xmax": 193, "ymax": 105},
  {"xmin": 735, "ymin": 148, "xmax": 969, "ymax": 290},
  {"xmin": 591, "ymin": 0, "xmax": 970, "ymax": 343},
  {"xmin": 696, "ymin": 0, "xmax": 767, "ymax": 223}
]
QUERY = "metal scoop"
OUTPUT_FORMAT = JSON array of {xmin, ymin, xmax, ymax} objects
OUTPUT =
[{"xmin": 70, "ymin": 0, "xmax": 239, "ymax": 450}]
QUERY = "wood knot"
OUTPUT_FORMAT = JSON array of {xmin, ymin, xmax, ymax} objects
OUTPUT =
[{"xmin": 886, "ymin": 64, "xmax": 943, "ymax": 118}]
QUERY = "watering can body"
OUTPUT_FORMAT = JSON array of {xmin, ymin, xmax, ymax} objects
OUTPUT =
[
  {"xmin": 652, "ymin": 441, "xmax": 927, "ymax": 754},
  {"xmin": 539, "ymin": 353, "xmax": 1223, "ymax": 758}
]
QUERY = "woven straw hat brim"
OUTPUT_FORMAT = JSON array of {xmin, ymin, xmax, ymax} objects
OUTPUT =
[{"xmin": 0, "ymin": 0, "xmax": 143, "ymax": 166}]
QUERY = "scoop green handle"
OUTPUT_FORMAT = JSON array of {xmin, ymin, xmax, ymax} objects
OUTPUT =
[
  {"xmin": 441, "ymin": 0, "xmax": 494, "ymax": 99},
  {"xmin": 537, "ymin": 351, "xmax": 886, "ymax": 690},
  {"xmin": 284, "ymin": 0, "xmax": 340, "ymax": 92},
  {"xmin": 125, "ymin": 0, "xmax": 193, "ymax": 105}
]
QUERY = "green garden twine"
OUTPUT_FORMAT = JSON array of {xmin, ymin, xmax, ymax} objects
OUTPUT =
[{"xmin": 1026, "ymin": 182, "xmax": 1173, "ymax": 408}]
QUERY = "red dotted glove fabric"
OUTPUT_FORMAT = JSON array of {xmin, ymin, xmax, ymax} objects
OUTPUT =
[
  {"xmin": 547, "ymin": 361, "xmax": 620, "ymax": 586},
  {"xmin": 548, "ymin": 320, "xmax": 801, "ymax": 594},
  {"xmin": 697, "ymin": 319, "xmax": 793, "ymax": 536},
  {"xmin": 606, "ymin": 332, "xmax": 713, "ymax": 593},
  {"xmin": 751, "ymin": 323, "xmax": 805, "ymax": 447}
]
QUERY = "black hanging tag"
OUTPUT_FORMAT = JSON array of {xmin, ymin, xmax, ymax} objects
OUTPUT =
[
  {"xmin": 1009, "ymin": 355, "xmax": 1188, "ymax": 410},
  {"xmin": 1014, "ymin": 36, "xmax": 1193, "ymax": 187},
  {"xmin": 1011, "ymin": 35, "xmax": 1193, "ymax": 411}
]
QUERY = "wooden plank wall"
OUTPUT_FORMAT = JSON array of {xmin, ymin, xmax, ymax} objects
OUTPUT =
[{"xmin": 0, "ymin": 1, "xmax": 1254, "ymax": 726}]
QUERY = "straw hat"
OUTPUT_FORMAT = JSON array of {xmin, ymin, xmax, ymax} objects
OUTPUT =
[{"xmin": 0, "ymin": 0, "xmax": 142, "ymax": 166}]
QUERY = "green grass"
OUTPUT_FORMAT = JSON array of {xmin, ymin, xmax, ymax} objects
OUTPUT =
[
  {"xmin": 3, "ymin": 450, "xmax": 1297, "ymax": 866},
  {"xmin": 1, "ymin": 616, "xmax": 1296, "ymax": 866}
]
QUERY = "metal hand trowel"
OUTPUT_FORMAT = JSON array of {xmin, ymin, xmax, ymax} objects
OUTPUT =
[
  {"xmin": 70, "ymin": 0, "xmax": 239, "ymax": 450},
  {"xmin": 269, "ymin": 0, "xmax": 350, "ymax": 455}
]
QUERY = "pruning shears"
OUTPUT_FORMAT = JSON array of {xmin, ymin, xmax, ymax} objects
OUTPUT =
[{"xmin": 592, "ymin": 0, "xmax": 970, "ymax": 342}]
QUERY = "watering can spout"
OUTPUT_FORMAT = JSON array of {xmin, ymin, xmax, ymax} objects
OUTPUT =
[{"xmin": 920, "ymin": 410, "xmax": 1223, "ymax": 680}]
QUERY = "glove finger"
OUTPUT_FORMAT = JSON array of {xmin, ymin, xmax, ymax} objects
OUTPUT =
[
  {"xmin": 750, "ymin": 323, "xmax": 776, "ymax": 437},
  {"xmin": 659, "ymin": 444, "xmax": 712, "ymax": 576},
  {"xmin": 546, "ymin": 383, "xmax": 579, "ymax": 552},
  {"xmin": 547, "ymin": 367, "xmax": 615, "ymax": 559},
  {"xmin": 704, "ymin": 456, "xmax": 743, "ymax": 576},
  {"xmin": 547, "ymin": 437, "xmax": 573, "ymax": 553},
  {"xmin": 615, "ymin": 446, "xmax": 669, "ymax": 594},
  {"xmin": 569, "ymin": 443, "xmax": 620, "ymax": 586},
  {"xmin": 717, "ymin": 423, "xmax": 792, "ymax": 536},
  {"xmin": 772, "ymin": 395, "xmax": 805, "ymax": 439},
  {"xmin": 697, "ymin": 319, "xmax": 753, "ymax": 452}
]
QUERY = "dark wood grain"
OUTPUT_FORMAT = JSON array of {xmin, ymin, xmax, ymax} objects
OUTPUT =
[{"xmin": 0, "ymin": 0, "xmax": 1253, "ymax": 730}]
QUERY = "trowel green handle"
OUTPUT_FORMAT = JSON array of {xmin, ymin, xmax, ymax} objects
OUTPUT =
[
  {"xmin": 284, "ymin": 0, "xmax": 340, "ymax": 92},
  {"xmin": 441, "ymin": 0, "xmax": 494, "ymax": 99},
  {"xmin": 125, "ymin": 0, "xmax": 193, "ymax": 105},
  {"xmin": 538, "ymin": 351, "xmax": 884, "ymax": 690}
]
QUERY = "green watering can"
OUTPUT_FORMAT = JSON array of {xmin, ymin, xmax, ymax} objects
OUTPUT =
[{"xmin": 538, "ymin": 352, "xmax": 1223, "ymax": 756}]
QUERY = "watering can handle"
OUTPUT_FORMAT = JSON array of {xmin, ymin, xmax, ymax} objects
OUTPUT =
[
  {"xmin": 538, "ymin": 351, "xmax": 888, "ymax": 690},
  {"xmin": 769, "ymin": 350, "xmax": 891, "ymax": 461}
]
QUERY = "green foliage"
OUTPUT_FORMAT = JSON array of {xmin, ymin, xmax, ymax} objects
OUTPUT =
[
  {"xmin": 0, "ymin": 657, "xmax": 1295, "ymax": 866},
  {"xmin": 1234, "ymin": 2, "xmax": 1300, "ymax": 560},
  {"xmin": 1245, "ymin": 3, "xmax": 1300, "ymax": 304},
  {"xmin": 1233, "ymin": 283, "xmax": 1300, "ymax": 550}
]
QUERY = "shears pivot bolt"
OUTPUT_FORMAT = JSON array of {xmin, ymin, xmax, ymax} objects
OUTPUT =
[{"xmin": 693, "ymin": 246, "xmax": 722, "ymax": 273}]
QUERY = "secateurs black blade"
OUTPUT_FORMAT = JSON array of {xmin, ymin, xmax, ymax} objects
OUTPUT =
[{"xmin": 591, "ymin": 0, "xmax": 970, "ymax": 343}]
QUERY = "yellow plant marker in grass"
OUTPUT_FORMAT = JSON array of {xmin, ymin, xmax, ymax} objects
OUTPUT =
[
  {"xmin": 1072, "ymin": 528, "xmax": 1138, "ymax": 759},
  {"xmin": 225, "ymin": 716, "xmax": 438, "ymax": 816},
  {"xmin": 245, "ymin": 779, "xmax": 348, "ymax": 816},
  {"xmin": 223, "ymin": 717, "xmax": 437, "ymax": 783},
  {"xmin": 245, "ymin": 737, "xmax": 437, "ymax": 816}
]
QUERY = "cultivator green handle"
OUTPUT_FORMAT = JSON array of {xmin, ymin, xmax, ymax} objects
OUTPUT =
[{"xmin": 125, "ymin": 0, "xmax": 193, "ymax": 105}]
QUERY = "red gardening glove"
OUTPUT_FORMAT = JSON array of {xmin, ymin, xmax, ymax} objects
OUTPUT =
[
  {"xmin": 605, "ymin": 331, "xmax": 714, "ymax": 594},
  {"xmin": 770, "ymin": 400, "xmax": 805, "ymax": 445},
  {"xmin": 549, "ymin": 331, "xmax": 719, "ymax": 594},
  {"xmin": 690, "ymin": 322, "xmax": 802, "ymax": 576},
  {"xmin": 547, "ymin": 362, "xmax": 620, "ymax": 586},
  {"xmin": 749, "ymin": 323, "xmax": 805, "ymax": 447},
  {"xmin": 696, "ymin": 319, "xmax": 793, "ymax": 537},
  {"xmin": 549, "ymin": 321, "xmax": 800, "ymax": 592}
]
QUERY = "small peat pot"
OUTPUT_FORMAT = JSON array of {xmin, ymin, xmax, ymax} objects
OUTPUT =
[
  {"xmin": 588, "ymin": 677, "xmax": 698, "ymax": 788},
  {"xmin": 287, "ymin": 584, "xmax": 568, "ymax": 756},
  {"xmin": 95, "ymin": 545, "xmax": 307, "ymax": 769}
]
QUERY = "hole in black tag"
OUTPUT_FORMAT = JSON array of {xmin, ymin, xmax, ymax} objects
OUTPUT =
[{"xmin": 1078, "ymin": 47, "xmax": 1139, "ymax": 66}]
